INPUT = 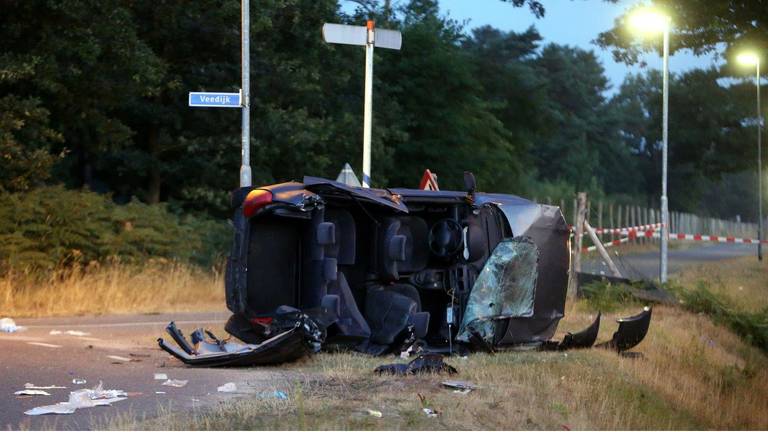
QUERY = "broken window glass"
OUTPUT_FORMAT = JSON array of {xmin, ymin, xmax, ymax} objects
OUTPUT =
[{"xmin": 457, "ymin": 237, "xmax": 539, "ymax": 345}]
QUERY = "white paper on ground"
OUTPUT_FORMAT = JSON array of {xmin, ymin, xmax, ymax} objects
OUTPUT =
[
  {"xmin": 153, "ymin": 373, "xmax": 168, "ymax": 380},
  {"xmin": 161, "ymin": 379, "xmax": 188, "ymax": 388},
  {"xmin": 217, "ymin": 382, "xmax": 237, "ymax": 393},
  {"xmin": 24, "ymin": 381, "xmax": 127, "ymax": 416}
]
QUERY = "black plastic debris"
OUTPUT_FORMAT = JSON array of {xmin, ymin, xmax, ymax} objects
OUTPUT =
[
  {"xmin": 596, "ymin": 307, "xmax": 652, "ymax": 352},
  {"xmin": 158, "ymin": 306, "xmax": 325, "ymax": 367},
  {"xmin": 374, "ymin": 353, "xmax": 458, "ymax": 375}
]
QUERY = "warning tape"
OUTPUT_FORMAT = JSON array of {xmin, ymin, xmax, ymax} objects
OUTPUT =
[
  {"xmin": 569, "ymin": 222, "xmax": 663, "ymax": 235},
  {"xmin": 581, "ymin": 229, "xmax": 768, "ymax": 252},
  {"xmin": 660, "ymin": 232, "xmax": 768, "ymax": 244}
]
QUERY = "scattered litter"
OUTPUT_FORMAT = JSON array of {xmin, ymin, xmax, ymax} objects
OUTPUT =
[
  {"xmin": 153, "ymin": 373, "xmax": 168, "ymax": 380},
  {"xmin": 49, "ymin": 330, "xmax": 91, "ymax": 337},
  {"xmin": 366, "ymin": 409, "xmax": 383, "ymax": 418},
  {"xmin": 257, "ymin": 390, "xmax": 288, "ymax": 400},
  {"xmin": 25, "ymin": 383, "xmax": 66, "ymax": 390},
  {"xmin": 217, "ymin": 382, "xmax": 237, "ymax": 393},
  {"xmin": 441, "ymin": 380, "xmax": 478, "ymax": 392},
  {"xmin": 155, "ymin": 391, "xmax": 166, "ymax": 395},
  {"xmin": 161, "ymin": 379, "xmax": 188, "ymax": 388},
  {"xmin": 72, "ymin": 379, "xmax": 87, "ymax": 385},
  {"xmin": 417, "ymin": 393, "xmax": 439, "ymax": 418},
  {"xmin": 375, "ymin": 354, "xmax": 458, "ymax": 376},
  {"xmin": 422, "ymin": 408, "xmax": 439, "ymax": 418},
  {"xmin": 26, "ymin": 342, "xmax": 61, "ymax": 348},
  {"xmin": 15, "ymin": 390, "xmax": 51, "ymax": 396},
  {"xmin": 107, "ymin": 355, "xmax": 132, "ymax": 363},
  {"xmin": 24, "ymin": 381, "xmax": 127, "ymax": 416},
  {"xmin": 452, "ymin": 389, "xmax": 471, "ymax": 395},
  {"xmin": 1, "ymin": 317, "xmax": 25, "ymax": 333}
]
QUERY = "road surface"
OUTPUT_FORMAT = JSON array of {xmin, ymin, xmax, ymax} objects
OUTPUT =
[
  {"xmin": 0, "ymin": 311, "xmax": 305, "ymax": 430},
  {"xmin": 582, "ymin": 242, "xmax": 757, "ymax": 280},
  {"xmin": 0, "ymin": 243, "xmax": 755, "ymax": 429}
]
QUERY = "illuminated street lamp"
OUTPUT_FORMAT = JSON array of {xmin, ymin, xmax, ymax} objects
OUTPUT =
[
  {"xmin": 628, "ymin": 6, "xmax": 672, "ymax": 283},
  {"xmin": 737, "ymin": 51, "xmax": 763, "ymax": 261}
]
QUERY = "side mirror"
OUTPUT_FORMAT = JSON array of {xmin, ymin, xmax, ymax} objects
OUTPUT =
[{"xmin": 463, "ymin": 171, "xmax": 476, "ymax": 195}]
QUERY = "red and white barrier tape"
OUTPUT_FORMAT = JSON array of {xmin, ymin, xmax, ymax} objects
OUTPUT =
[
  {"xmin": 659, "ymin": 232, "xmax": 768, "ymax": 244},
  {"xmin": 593, "ymin": 223, "xmax": 663, "ymax": 235},
  {"xmin": 584, "ymin": 237, "xmax": 629, "ymax": 253}
]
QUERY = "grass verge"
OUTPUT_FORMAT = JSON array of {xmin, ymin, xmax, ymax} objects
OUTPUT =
[
  {"xmin": 0, "ymin": 262, "xmax": 224, "ymax": 317},
  {"xmin": 106, "ymin": 301, "xmax": 768, "ymax": 430}
]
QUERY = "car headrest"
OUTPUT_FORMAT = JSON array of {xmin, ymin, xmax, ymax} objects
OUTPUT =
[
  {"xmin": 388, "ymin": 235, "xmax": 407, "ymax": 262},
  {"xmin": 324, "ymin": 209, "xmax": 356, "ymax": 265},
  {"xmin": 316, "ymin": 222, "xmax": 335, "ymax": 246}
]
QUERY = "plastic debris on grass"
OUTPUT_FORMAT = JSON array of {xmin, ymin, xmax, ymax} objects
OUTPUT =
[
  {"xmin": 1, "ymin": 318, "xmax": 25, "ymax": 333},
  {"xmin": 24, "ymin": 381, "xmax": 127, "ymax": 416},
  {"xmin": 72, "ymin": 378, "xmax": 86, "ymax": 385},
  {"xmin": 366, "ymin": 409, "xmax": 383, "ymax": 418},
  {"xmin": 257, "ymin": 390, "xmax": 288, "ymax": 400},
  {"xmin": 441, "ymin": 380, "xmax": 479, "ymax": 394},
  {"xmin": 161, "ymin": 379, "xmax": 188, "ymax": 388}
]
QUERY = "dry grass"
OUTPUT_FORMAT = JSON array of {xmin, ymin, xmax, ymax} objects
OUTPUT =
[
  {"xmin": 674, "ymin": 255, "xmax": 768, "ymax": 312},
  {"xmin": 106, "ymin": 300, "xmax": 768, "ymax": 430},
  {"xmin": 0, "ymin": 262, "xmax": 224, "ymax": 317}
]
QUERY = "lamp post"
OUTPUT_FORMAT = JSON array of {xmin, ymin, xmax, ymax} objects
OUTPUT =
[
  {"xmin": 737, "ymin": 52, "xmax": 763, "ymax": 260},
  {"xmin": 629, "ymin": 7, "xmax": 672, "ymax": 283}
]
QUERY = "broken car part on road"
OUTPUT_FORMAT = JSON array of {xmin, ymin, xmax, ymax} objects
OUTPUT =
[{"xmin": 160, "ymin": 174, "xmax": 652, "ymax": 366}]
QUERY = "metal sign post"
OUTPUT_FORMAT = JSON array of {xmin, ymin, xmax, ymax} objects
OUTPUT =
[
  {"xmin": 322, "ymin": 21, "xmax": 402, "ymax": 188},
  {"xmin": 188, "ymin": 0, "xmax": 251, "ymax": 188},
  {"xmin": 240, "ymin": 0, "xmax": 251, "ymax": 188}
]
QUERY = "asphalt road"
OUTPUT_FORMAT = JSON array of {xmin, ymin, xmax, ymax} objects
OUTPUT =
[
  {"xmin": 0, "ymin": 243, "xmax": 755, "ymax": 429},
  {"xmin": 0, "ymin": 311, "xmax": 305, "ymax": 430},
  {"xmin": 582, "ymin": 242, "xmax": 758, "ymax": 280}
]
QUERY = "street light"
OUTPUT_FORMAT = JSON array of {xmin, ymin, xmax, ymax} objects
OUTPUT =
[
  {"xmin": 628, "ymin": 6, "xmax": 672, "ymax": 283},
  {"xmin": 737, "ymin": 51, "xmax": 763, "ymax": 261}
]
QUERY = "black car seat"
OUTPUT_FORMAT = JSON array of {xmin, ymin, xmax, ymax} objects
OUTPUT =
[
  {"xmin": 322, "ymin": 210, "xmax": 371, "ymax": 341},
  {"xmin": 366, "ymin": 217, "xmax": 431, "ymax": 344}
]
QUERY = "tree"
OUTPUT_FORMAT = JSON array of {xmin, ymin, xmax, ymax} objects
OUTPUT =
[
  {"xmin": 596, "ymin": 0, "xmax": 768, "ymax": 67},
  {"xmin": 609, "ymin": 68, "xmax": 753, "ymax": 213}
]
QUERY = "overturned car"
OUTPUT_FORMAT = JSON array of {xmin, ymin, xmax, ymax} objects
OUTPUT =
[{"xmin": 159, "ymin": 174, "xmax": 651, "ymax": 365}]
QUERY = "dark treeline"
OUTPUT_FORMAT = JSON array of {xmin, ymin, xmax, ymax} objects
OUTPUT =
[{"xmin": 0, "ymin": 0, "xmax": 764, "ymax": 221}]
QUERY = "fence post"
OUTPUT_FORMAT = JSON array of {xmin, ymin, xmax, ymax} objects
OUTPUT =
[
  {"xmin": 597, "ymin": 200, "xmax": 603, "ymax": 242},
  {"xmin": 609, "ymin": 203, "xmax": 615, "ymax": 243},
  {"xmin": 569, "ymin": 192, "xmax": 587, "ymax": 300}
]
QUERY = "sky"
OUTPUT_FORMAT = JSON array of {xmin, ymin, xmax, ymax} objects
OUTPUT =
[{"xmin": 438, "ymin": 0, "xmax": 721, "ymax": 94}]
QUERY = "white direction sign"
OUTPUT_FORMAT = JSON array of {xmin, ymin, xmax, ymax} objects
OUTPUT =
[
  {"xmin": 322, "ymin": 23, "xmax": 402, "ymax": 50},
  {"xmin": 188, "ymin": 91, "xmax": 242, "ymax": 108}
]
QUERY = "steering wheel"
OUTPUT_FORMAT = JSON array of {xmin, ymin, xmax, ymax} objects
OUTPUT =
[{"xmin": 428, "ymin": 219, "xmax": 464, "ymax": 258}]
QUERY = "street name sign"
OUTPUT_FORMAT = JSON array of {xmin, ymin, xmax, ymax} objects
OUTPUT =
[{"xmin": 188, "ymin": 91, "xmax": 242, "ymax": 108}]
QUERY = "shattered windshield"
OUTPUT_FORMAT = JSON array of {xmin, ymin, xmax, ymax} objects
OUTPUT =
[{"xmin": 457, "ymin": 237, "xmax": 539, "ymax": 344}]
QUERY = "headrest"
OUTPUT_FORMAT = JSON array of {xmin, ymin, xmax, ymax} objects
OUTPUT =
[
  {"xmin": 388, "ymin": 235, "xmax": 407, "ymax": 262},
  {"xmin": 324, "ymin": 210, "xmax": 356, "ymax": 265},
  {"xmin": 316, "ymin": 222, "xmax": 335, "ymax": 246}
]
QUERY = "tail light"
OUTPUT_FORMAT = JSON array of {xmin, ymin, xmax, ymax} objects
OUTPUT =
[{"xmin": 243, "ymin": 189, "xmax": 273, "ymax": 217}]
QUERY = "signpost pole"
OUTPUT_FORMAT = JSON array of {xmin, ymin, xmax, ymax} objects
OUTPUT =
[
  {"xmin": 240, "ymin": 0, "xmax": 252, "ymax": 188},
  {"xmin": 362, "ymin": 20, "xmax": 374, "ymax": 188}
]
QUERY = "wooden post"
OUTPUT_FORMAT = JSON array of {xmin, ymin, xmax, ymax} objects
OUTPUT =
[
  {"xmin": 568, "ymin": 192, "xmax": 587, "ymax": 299},
  {"xmin": 597, "ymin": 200, "xmax": 603, "ymax": 242},
  {"xmin": 609, "ymin": 203, "xmax": 615, "ymax": 243}
]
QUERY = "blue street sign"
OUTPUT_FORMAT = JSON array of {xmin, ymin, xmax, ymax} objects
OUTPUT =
[{"xmin": 188, "ymin": 91, "xmax": 241, "ymax": 108}]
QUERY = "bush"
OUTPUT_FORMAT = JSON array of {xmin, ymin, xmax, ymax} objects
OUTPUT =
[
  {"xmin": 0, "ymin": 186, "xmax": 230, "ymax": 272},
  {"xmin": 673, "ymin": 282, "xmax": 768, "ymax": 353}
]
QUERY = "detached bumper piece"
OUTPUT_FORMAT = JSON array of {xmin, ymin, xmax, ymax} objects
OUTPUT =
[
  {"xmin": 541, "ymin": 307, "xmax": 651, "ymax": 353},
  {"xmin": 158, "ymin": 306, "xmax": 325, "ymax": 367},
  {"xmin": 595, "ymin": 306, "xmax": 652, "ymax": 352},
  {"xmin": 158, "ymin": 324, "xmax": 310, "ymax": 367}
]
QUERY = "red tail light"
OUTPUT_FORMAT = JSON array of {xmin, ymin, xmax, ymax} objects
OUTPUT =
[{"xmin": 243, "ymin": 189, "xmax": 273, "ymax": 217}]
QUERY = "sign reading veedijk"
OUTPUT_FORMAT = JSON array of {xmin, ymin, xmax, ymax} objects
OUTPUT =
[{"xmin": 188, "ymin": 91, "xmax": 242, "ymax": 108}]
